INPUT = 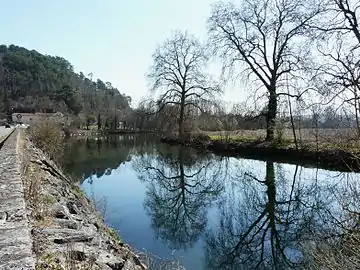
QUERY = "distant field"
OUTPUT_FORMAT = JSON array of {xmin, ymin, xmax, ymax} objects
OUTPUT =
[{"xmin": 205, "ymin": 128, "xmax": 360, "ymax": 145}]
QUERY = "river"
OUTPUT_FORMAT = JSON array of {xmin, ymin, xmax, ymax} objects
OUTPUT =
[{"xmin": 62, "ymin": 135, "xmax": 360, "ymax": 270}]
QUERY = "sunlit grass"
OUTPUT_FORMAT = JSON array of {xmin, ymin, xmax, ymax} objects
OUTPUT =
[
  {"xmin": 209, "ymin": 134, "xmax": 255, "ymax": 142},
  {"xmin": 204, "ymin": 129, "xmax": 360, "ymax": 152}
]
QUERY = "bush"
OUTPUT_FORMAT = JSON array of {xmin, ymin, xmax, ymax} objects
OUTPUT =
[{"xmin": 28, "ymin": 121, "xmax": 64, "ymax": 162}]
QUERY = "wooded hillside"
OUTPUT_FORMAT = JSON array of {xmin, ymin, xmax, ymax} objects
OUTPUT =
[{"xmin": 0, "ymin": 44, "xmax": 131, "ymax": 119}]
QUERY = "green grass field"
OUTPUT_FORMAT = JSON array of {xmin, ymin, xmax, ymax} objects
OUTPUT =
[{"xmin": 203, "ymin": 128, "xmax": 360, "ymax": 152}]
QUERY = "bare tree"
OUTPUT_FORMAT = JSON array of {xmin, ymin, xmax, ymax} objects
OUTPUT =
[
  {"xmin": 336, "ymin": 0, "xmax": 360, "ymax": 43},
  {"xmin": 134, "ymin": 147, "xmax": 224, "ymax": 249},
  {"xmin": 317, "ymin": 44, "xmax": 360, "ymax": 135},
  {"xmin": 314, "ymin": 0, "xmax": 360, "ymax": 43},
  {"xmin": 313, "ymin": 0, "xmax": 360, "ymax": 136},
  {"xmin": 148, "ymin": 31, "xmax": 221, "ymax": 140},
  {"xmin": 208, "ymin": 0, "xmax": 325, "ymax": 141}
]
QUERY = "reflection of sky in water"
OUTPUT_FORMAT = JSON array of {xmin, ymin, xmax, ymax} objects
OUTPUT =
[{"xmin": 79, "ymin": 143, "xmax": 360, "ymax": 270}]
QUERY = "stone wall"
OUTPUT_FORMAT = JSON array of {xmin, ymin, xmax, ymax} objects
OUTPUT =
[
  {"xmin": 1, "ymin": 129, "xmax": 147, "ymax": 269},
  {"xmin": 0, "ymin": 129, "xmax": 36, "ymax": 269},
  {"xmin": 12, "ymin": 112, "xmax": 66, "ymax": 125}
]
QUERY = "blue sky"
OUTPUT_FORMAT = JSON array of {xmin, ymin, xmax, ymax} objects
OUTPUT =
[{"xmin": 0, "ymin": 0, "xmax": 242, "ymax": 106}]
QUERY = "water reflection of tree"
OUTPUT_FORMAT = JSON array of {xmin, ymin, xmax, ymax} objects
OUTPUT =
[
  {"xmin": 303, "ymin": 171, "xmax": 360, "ymax": 269},
  {"xmin": 62, "ymin": 135, "xmax": 158, "ymax": 182},
  {"xmin": 204, "ymin": 161, "xmax": 358, "ymax": 270},
  {"xmin": 134, "ymin": 146, "xmax": 225, "ymax": 250}
]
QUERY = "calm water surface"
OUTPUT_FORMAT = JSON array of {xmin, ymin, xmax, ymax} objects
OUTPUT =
[{"xmin": 63, "ymin": 135, "xmax": 360, "ymax": 270}]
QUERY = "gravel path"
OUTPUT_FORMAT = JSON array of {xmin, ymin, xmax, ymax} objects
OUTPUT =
[{"xmin": 0, "ymin": 129, "xmax": 36, "ymax": 269}]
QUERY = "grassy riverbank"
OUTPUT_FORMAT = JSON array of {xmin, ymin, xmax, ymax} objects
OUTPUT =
[
  {"xmin": 161, "ymin": 129, "xmax": 360, "ymax": 172},
  {"xmin": 206, "ymin": 128, "xmax": 360, "ymax": 152}
]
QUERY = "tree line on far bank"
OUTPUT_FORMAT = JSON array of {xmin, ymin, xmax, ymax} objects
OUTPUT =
[{"xmin": 140, "ymin": 0, "xmax": 360, "ymax": 142}]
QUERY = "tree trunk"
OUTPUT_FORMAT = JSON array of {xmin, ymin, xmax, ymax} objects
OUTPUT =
[
  {"xmin": 265, "ymin": 161, "xmax": 278, "ymax": 253},
  {"xmin": 266, "ymin": 90, "xmax": 277, "ymax": 141},
  {"xmin": 288, "ymin": 95, "xmax": 298, "ymax": 149},
  {"xmin": 179, "ymin": 148, "xmax": 186, "ymax": 206},
  {"xmin": 97, "ymin": 113, "xmax": 102, "ymax": 130},
  {"xmin": 286, "ymin": 72, "xmax": 297, "ymax": 149},
  {"xmin": 178, "ymin": 96, "xmax": 185, "ymax": 141},
  {"xmin": 354, "ymin": 90, "xmax": 360, "ymax": 138},
  {"xmin": 357, "ymin": 102, "xmax": 360, "ymax": 138}
]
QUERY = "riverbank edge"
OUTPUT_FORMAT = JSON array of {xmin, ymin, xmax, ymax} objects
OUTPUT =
[
  {"xmin": 0, "ymin": 127, "xmax": 15, "ymax": 148},
  {"xmin": 20, "ymin": 130, "xmax": 147, "ymax": 269},
  {"xmin": 68, "ymin": 129, "xmax": 156, "ymax": 138},
  {"xmin": 160, "ymin": 136, "xmax": 360, "ymax": 172}
]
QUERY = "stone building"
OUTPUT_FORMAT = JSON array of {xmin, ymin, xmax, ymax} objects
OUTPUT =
[{"xmin": 11, "ymin": 112, "xmax": 66, "ymax": 125}]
